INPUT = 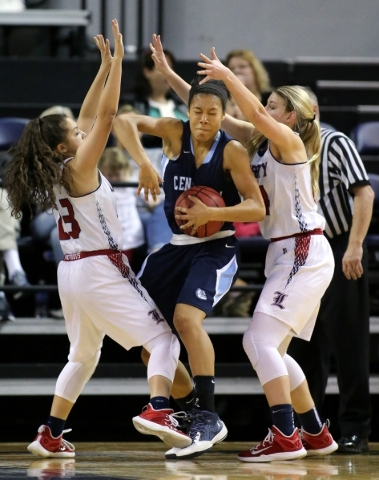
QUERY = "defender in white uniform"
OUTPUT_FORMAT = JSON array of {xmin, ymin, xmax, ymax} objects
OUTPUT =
[
  {"xmin": 253, "ymin": 144, "xmax": 334, "ymax": 341},
  {"xmin": 196, "ymin": 49, "xmax": 337, "ymax": 462},
  {"xmin": 54, "ymin": 169, "xmax": 176, "ymax": 357},
  {"xmin": 5, "ymin": 21, "xmax": 190, "ymax": 459}
]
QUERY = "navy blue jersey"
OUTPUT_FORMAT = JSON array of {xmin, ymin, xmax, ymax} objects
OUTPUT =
[{"xmin": 162, "ymin": 121, "xmax": 241, "ymax": 234}]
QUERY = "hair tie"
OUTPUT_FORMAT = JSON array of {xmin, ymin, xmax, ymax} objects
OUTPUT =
[
  {"xmin": 309, "ymin": 114, "xmax": 316, "ymax": 123},
  {"xmin": 191, "ymin": 82, "xmax": 229, "ymax": 105},
  {"xmin": 37, "ymin": 117, "xmax": 44, "ymax": 141}
]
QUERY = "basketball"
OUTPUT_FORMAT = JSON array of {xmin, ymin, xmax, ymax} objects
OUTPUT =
[{"xmin": 174, "ymin": 186, "xmax": 226, "ymax": 238}]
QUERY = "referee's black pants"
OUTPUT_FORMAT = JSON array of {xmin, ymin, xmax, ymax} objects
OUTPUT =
[{"xmin": 289, "ymin": 232, "xmax": 371, "ymax": 439}]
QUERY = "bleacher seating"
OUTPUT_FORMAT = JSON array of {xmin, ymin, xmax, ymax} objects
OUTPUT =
[{"xmin": 0, "ymin": 116, "xmax": 29, "ymax": 150}]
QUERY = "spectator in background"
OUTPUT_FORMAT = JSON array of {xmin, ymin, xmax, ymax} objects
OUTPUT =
[
  {"xmin": 113, "ymin": 103, "xmax": 167, "ymax": 254},
  {"xmin": 0, "ymin": 137, "xmax": 30, "ymax": 321},
  {"xmin": 98, "ymin": 147, "xmax": 146, "ymax": 272},
  {"xmin": 224, "ymin": 48, "xmax": 271, "ymax": 119},
  {"xmin": 0, "ymin": 179, "xmax": 30, "ymax": 320},
  {"xmin": 120, "ymin": 48, "xmax": 188, "ymax": 254},
  {"xmin": 288, "ymin": 87, "xmax": 375, "ymax": 454}
]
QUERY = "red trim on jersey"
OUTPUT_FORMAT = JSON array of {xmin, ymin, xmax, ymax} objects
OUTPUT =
[
  {"xmin": 271, "ymin": 228, "xmax": 323, "ymax": 242},
  {"xmin": 63, "ymin": 249, "xmax": 127, "ymax": 261}
]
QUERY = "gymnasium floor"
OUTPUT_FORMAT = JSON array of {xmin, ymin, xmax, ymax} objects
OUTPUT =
[{"xmin": 2, "ymin": 441, "xmax": 379, "ymax": 479}]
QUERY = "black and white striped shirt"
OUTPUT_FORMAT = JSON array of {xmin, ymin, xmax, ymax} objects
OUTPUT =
[{"xmin": 318, "ymin": 128, "xmax": 371, "ymax": 238}]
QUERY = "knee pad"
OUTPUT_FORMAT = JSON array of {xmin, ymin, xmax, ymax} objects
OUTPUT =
[
  {"xmin": 243, "ymin": 327, "xmax": 288, "ymax": 386},
  {"xmin": 283, "ymin": 353, "xmax": 306, "ymax": 391},
  {"xmin": 55, "ymin": 350, "xmax": 100, "ymax": 403},
  {"xmin": 141, "ymin": 347, "xmax": 150, "ymax": 367},
  {"xmin": 242, "ymin": 328, "xmax": 259, "ymax": 368},
  {"xmin": 144, "ymin": 332, "xmax": 180, "ymax": 383}
]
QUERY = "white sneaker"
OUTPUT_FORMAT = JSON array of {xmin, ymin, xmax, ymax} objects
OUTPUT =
[
  {"xmin": 165, "ymin": 447, "xmax": 180, "ymax": 459},
  {"xmin": 166, "ymin": 409, "xmax": 228, "ymax": 460}
]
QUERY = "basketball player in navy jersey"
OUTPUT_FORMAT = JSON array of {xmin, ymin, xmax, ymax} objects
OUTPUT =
[{"xmin": 113, "ymin": 78, "xmax": 265, "ymax": 459}]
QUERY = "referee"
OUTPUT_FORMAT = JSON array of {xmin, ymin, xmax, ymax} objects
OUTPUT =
[{"xmin": 289, "ymin": 88, "xmax": 375, "ymax": 454}]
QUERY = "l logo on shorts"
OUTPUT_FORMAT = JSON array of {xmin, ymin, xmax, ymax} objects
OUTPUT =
[
  {"xmin": 149, "ymin": 309, "xmax": 165, "ymax": 324},
  {"xmin": 271, "ymin": 291, "xmax": 288, "ymax": 309}
]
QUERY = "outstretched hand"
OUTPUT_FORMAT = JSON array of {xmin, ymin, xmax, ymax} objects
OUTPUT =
[
  {"xmin": 111, "ymin": 18, "xmax": 124, "ymax": 61},
  {"xmin": 137, "ymin": 163, "xmax": 163, "ymax": 203},
  {"xmin": 93, "ymin": 19, "xmax": 123, "ymax": 67},
  {"xmin": 197, "ymin": 47, "xmax": 230, "ymax": 84},
  {"xmin": 149, "ymin": 34, "xmax": 171, "ymax": 74},
  {"xmin": 93, "ymin": 34, "xmax": 112, "ymax": 70}
]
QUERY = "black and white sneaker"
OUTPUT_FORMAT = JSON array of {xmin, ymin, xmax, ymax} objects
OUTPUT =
[{"xmin": 166, "ymin": 409, "xmax": 227, "ymax": 460}]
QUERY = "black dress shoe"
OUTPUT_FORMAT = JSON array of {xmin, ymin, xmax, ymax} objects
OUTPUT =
[{"xmin": 337, "ymin": 435, "xmax": 369, "ymax": 453}]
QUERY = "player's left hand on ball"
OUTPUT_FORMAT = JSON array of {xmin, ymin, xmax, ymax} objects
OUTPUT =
[{"xmin": 176, "ymin": 195, "xmax": 209, "ymax": 232}]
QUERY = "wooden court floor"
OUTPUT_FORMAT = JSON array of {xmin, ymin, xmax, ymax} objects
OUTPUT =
[{"xmin": 1, "ymin": 441, "xmax": 379, "ymax": 479}]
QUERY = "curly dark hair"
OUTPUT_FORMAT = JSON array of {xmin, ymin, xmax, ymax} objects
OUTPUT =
[{"xmin": 4, "ymin": 114, "xmax": 72, "ymax": 219}]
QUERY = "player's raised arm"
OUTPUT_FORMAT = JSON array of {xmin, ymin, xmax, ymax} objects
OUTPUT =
[
  {"xmin": 197, "ymin": 48, "xmax": 297, "ymax": 153},
  {"xmin": 113, "ymin": 93, "xmax": 184, "ymax": 201},
  {"xmin": 77, "ymin": 34, "xmax": 112, "ymax": 134},
  {"xmin": 73, "ymin": 19, "xmax": 124, "ymax": 177},
  {"xmin": 150, "ymin": 34, "xmax": 191, "ymax": 106}
]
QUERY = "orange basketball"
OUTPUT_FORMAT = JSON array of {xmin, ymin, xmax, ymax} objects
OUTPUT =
[{"xmin": 175, "ymin": 186, "xmax": 225, "ymax": 238}]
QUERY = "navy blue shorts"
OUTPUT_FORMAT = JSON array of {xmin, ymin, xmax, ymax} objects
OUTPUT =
[{"xmin": 138, "ymin": 236, "xmax": 240, "ymax": 328}]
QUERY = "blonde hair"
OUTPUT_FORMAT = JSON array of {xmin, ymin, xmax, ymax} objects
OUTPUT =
[
  {"xmin": 247, "ymin": 85, "xmax": 321, "ymax": 198},
  {"xmin": 225, "ymin": 49, "xmax": 271, "ymax": 96},
  {"xmin": 98, "ymin": 147, "xmax": 131, "ymax": 179},
  {"xmin": 117, "ymin": 103, "xmax": 141, "ymax": 115}
]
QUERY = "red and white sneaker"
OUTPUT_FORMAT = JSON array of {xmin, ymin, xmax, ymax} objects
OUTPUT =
[
  {"xmin": 132, "ymin": 404, "xmax": 192, "ymax": 448},
  {"xmin": 27, "ymin": 425, "xmax": 75, "ymax": 458},
  {"xmin": 301, "ymin": 422, "xmax": 338, "ymax": 456},
  {"xmin": 238, "ymin": 426, "xmax": 307, "ymax": 462}
]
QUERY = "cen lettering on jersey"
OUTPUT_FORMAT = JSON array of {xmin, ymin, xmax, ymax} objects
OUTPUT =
[{"xmin": 174, "ymin": 176, "xmax": 192, "ymax": 191}]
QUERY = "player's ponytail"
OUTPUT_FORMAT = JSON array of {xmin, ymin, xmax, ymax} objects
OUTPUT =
[{"xmin": 4, "ymin": 114, "xmax": 70, "ymax": 218}]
